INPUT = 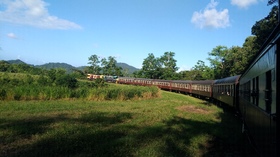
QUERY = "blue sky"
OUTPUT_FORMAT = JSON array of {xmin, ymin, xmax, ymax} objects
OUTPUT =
[{"xmin": 0, "ymin": 0, "xmax": 275, "ymax": 71}]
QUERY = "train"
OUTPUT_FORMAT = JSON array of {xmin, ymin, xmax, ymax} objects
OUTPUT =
[
  {"xmin": 115, "ymin": 24, "xmax": 280, "ymax": 157},
  {"xmin": 87, "ymin": 74, "xmax": 118, "ymax": 82}
]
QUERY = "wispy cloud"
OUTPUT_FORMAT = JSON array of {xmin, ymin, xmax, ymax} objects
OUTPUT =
[
  {"xmin": 191, "ymin": 0, "xmax": 230, "ymax": 29},
  {"xmin": 7, "ymin": 32, "xmax": 18, "ymax": 39},
  {"xmin": 231, "ymin": 0, "xmax": 258, "ymax": 9},
  {"xmin": 0, "ymin": 0, "xmax": 82, "ymax": 30}
]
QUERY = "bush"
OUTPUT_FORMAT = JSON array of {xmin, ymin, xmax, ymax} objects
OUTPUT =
[
  {"xmin": 37, "ymin": 75, "xmax": 52, "ymax": 86},
  {"xmin": 95, "ymin": 78, "xmax": 106, "ymax": 88},
  {"xmin": 55, "ymin": 74, "xmax": 78, "ymax": 89},
  {"xmin": 0, "ymin": 89, "xmax": 7, "ymax": 100}
]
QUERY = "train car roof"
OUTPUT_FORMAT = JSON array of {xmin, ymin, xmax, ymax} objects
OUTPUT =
[
  {"xmin": 134, "ymin": 78, "xmax": 154, "ymax": 81},
  {"xmin": 214, "ymin": 75, "xmax": 240, "ymax": 84},
  {"xmin": 118, "ymin": 77, "xmax": 135, "ymax": 79},
  {"xmin": 153, "ymin": 79, "xmax": 171, "ymax": 82},
  {"xmin": 191, "ymin": 80, "xmax": 215, "ymax": 84},
  {"xmin": 171, "ymin": 80, "xmax": 192, "ymax": 83}
]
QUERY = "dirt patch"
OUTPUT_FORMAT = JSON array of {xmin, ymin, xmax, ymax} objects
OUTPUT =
[{"xmin": 177, "ymin": 105, "xmax": 210, "ymax": 114}]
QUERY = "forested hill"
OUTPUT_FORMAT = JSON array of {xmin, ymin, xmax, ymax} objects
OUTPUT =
[
  {"xmin": 7, "ymin": 59, "xmax": 26, "ymax": 64},
  {"xmin": 36, "ymin": 62, "xmax": 76, "ymax": 71},
  {"xmin": 117, "ymin": 62, "xmax": 139, "ymax": 74},
  {"xmin": 5, "ymin": 59, "xmax": 139, "ymax": 74}
]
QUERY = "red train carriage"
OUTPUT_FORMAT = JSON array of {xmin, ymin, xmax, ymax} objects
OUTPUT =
[
  {"xmin": 133, "ymin": 78, "xmax": 153, "ymax": 86},
  {"xmin": 190, "ymin": 80, "xmax": 214, "ymax": 98},
  {"xmin": 152, "ymin": 79, "xmax": 171, "ymax": 91},
  {"xmin": 170, "ymin": 80, "xmax": 192, "ymax": 94},
  {"xmin": 116, "ymin": 77, "xmax": 135, "ymax": 85},
  {"xmin": 239, "ymin": 24, "xmax": 280, "ymax": 157},
  {"xmin": 213, "ymin": 75, "xmax": 240, "ymax": 107}
]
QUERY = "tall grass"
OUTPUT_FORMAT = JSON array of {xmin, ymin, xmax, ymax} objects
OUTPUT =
[{"xmin": 0, "ymin": 72, "xmax": 160, "ymax": 101}]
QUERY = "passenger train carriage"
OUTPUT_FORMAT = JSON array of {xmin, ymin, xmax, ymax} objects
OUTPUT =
[
  {"xmin": 238, "ymin": 23, "xmax": 280, "ymax": 157},
  {"xmin": 114, "ymin": 24, "xmax": 280, "ymax": 157},
  {"xmin": 213, "ymin": 75, "xmax": 240, "ymax": 108},
  {"xmin": 191, "ymin": 80, "xmax": 214, "ymax": 99}
]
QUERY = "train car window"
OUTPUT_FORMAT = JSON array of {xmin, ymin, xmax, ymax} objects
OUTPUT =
[
  {"xmin": 251, "ymin": 77, "xmax": 259, "ymax": 106},
  {"xmin": 265, "ymin": 70, "xmax": 272, "ymax": 113},
  {"xmin": 244, "ymin": 81, "xmax": 250, "ymax": 101},
  {"xmin": 259, "ymin": 73, "xmax": 267, "ymax": 111},
  {"xmin": 252, "ymin": 78, "xmax": 256, "ymax": 105},
  {"xmin": 256, "ymin": 76, "xmax": 259, "ymax": 107},
  {"xmin": 230, "ymin": 85, "xmax": 233, "ymax": 96},
  {"xmin": 240, "ymin": 84, "xmax": 245, "ymax": 98},
  {"xmin": 271, "ymin": 69, "xmax": 276, "ymax": 114}
]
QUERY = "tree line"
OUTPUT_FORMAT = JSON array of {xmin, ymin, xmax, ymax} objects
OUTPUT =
[
  {"xmin": 73, "ymin": 5, "xmax": 280, "ymax": 81},
  {"xmin": 88, "ymin": 5, "xmax": 278, "ymax": 80},
  {"xmin": 133, "ymin": 5, "xmax": 278, "ymax": 80},
  {"xmin": 2, "ymin": 5, "xmax": 277, "ymax": 82}
]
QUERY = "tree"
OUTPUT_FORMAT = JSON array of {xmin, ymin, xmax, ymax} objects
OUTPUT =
[
  {"xmin": 191, "ymin": 60, "xmax": 214, "ymax": 80},
  {"xmin": 55, "ymin": 74, "xmax": 78, "ymax": 89},
  {"xmin": 88, "ymin": 54, "xmax": 101, "ymax": 74},
  {"xmin": 268, "ymin": 0, "xmax": 278, "ymax": 5},
  {"xmin": 101, "ymin": 56, "xmax": 123, "ymax": 76},
  {"xmin": 101, "ymin": 57, "xmax": 108, "ymax": 74},
  {"xmin": 0, "ymin": 61, "xmax": 10, "ymax": 72},
  {"xmin": 159, "ymin": 51, "xmax": 179, "ymax": 80},
  {"xmin": 251, "ymin": 6, "xmax": 278, "ymax": 52},
  {"xmin": 227, "ymin": 37, "xmax": 257, "ymax": 75},
  {"xmin": 207, "ymin": 46, "xmax": 231, "ymax": 79},
  {"xmin": 47, "ymin": 68, "xmax": 66, "ymax": 83},
  {"xmin": 141, "ymin": 53, "xmax": 162, "ymax": 79}
]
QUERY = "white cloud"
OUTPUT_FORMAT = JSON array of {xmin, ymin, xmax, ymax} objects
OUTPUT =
[
  {"xmin": 7, "ymin": 32, "xmax": 18, "ymax": 39},
  {"xmin": 0, "ymin": 0, "xmax": 82, "ymax": 30},
  {"xmin": 231, "ymin": 0, "xmax": 258, "ymax": 9},
  {"xmin": 191, "ymin": 0, "xmax": 230, "ymax": 29}
]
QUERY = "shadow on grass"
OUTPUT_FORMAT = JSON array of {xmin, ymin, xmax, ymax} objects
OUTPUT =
[
  {"xmin": 0, "ymin": 112, "xmax": 134, "ymax": 157},
  {"xmin": 1, "ymin": 109, "xmax": 253, "ymax": 157}
]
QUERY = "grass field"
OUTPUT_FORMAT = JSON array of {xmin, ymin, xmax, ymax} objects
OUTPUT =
[{"xmin": 0, "ymin": 91, "xmax": 249, "ymax": 157}]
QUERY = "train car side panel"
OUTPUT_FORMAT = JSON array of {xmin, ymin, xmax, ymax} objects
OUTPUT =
[
  {"xmin": 191, "ymin": 80, "xmax": 214, "ymax": 98},
  {"xmin": 213, "ymin": 75, "xmax": 240, "ymax": 107},
  {"xmin": 239, "ymin": 29, "xmax": 278, "ymax": 157},
  {"xmin": 171, "ymin": 80, "xmax": 192, "ymax": 93}
]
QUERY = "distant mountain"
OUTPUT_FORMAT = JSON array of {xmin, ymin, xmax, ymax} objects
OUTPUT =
[
  {"xmin": 117, "ymin": 62, "xmax": 139, "ymax": 74},
  {"xmin": 7, "ymin": 59, "xmax": 27, "ymax": 65},
  {"xmin": 36, "ymin": 62, "xmax": 76, "ymax": 73},
  {"xmin": 5, "ymin": 59, "xmax": 139, "ymax": 74},
  {"xmin": 37, "ymin": 62, "xmax": 75, "ymax": 69},
  {"xmin": 77, "ymin": 66, "xmax": 87, "ymax": 71}
]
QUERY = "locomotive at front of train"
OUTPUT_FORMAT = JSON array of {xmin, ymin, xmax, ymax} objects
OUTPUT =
[{"xmin": 238, "ymin": 24, "xmax": 280, "ymax": 157}]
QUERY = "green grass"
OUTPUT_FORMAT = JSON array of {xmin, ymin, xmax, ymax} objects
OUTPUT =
[
  {"xmin": 0, "ymin": 91, "xmax": 247, "ymax": 157},
  {"xmin": 0, "ymin": 72, "xmax": 160, "ymax": 101}
]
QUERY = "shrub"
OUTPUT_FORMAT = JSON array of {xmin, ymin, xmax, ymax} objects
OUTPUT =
[
  {"xmin": 0, "ymin": 89, "xmax": 7, "ymax": 100},
  {"xmin": 37, "ymin": 75, "xmax": 51, "ymax": 86},
  {"xmin": 55, "ymin": 74, "xmax": 78, "ymax": 89},
  {"xmin": 95, "ymin": 78, "xmax": 106, "ymax": 88}
]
